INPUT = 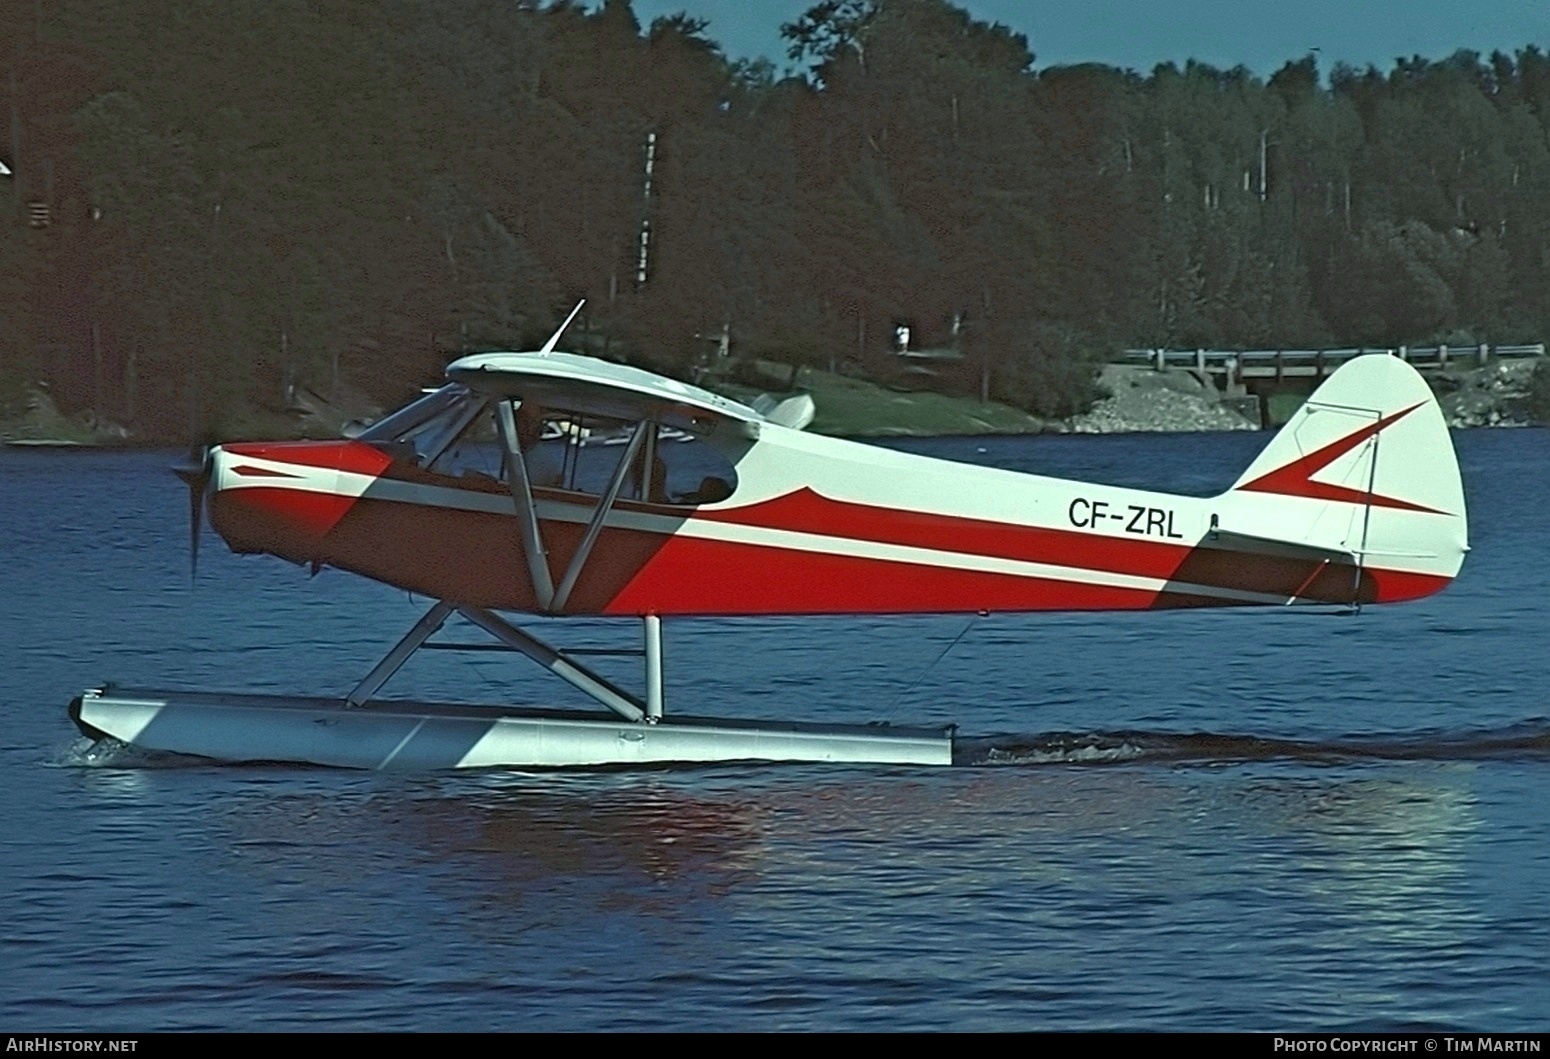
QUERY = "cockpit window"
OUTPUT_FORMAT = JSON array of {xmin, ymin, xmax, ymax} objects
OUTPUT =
[
  {"xmin": 516, "ymin": 405, "xmax": 738, "ymax": 506},
  {"xmin": 356, "ymin": 384, "xmax": 469, "ymax": 447},
  {"xmin": 366, "ymin": 387, "xmax": 737, "ymax": 506}
]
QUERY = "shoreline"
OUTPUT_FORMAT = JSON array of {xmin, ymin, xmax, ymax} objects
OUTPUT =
[{"xmin": 4, "ymin": 359, "xmax": 1540, "ymax": 448}]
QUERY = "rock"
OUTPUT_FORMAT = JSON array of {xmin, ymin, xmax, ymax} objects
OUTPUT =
[
  {"xmin": 1438, "ymin": 359, "xmax": 1537, "ymax": 428},
  {"xmin": 1065, "ymin": 365, "xmax": 1258, "ymax": 434}
]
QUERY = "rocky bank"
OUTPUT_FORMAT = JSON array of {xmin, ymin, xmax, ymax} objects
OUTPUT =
[
  {"xmin": 1066, "ymin": 365, "xmax": 1259, "ymax": 433},
  {"xmin": 1433, "ymin": 358, "xmax": 1541, "ymax": 428},
  {"xmin": 1064, "ymin": 358, "xmax": 1543, "ymax": 434}
]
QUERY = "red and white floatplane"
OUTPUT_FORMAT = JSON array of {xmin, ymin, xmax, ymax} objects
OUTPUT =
[{"xmin": 70, "ymin": 308, "xmax": 1468, "ymax": 769}]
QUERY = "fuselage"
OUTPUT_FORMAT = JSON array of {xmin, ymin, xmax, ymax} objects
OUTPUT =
[{"xmin": 207, "ymin": 421, "xmax": 1449, "ymax": 617}]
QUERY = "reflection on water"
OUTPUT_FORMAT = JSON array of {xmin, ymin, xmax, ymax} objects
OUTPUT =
[{"xmin": 1248, "ymin": 770, "xmax": 1482, "ymax": 950}]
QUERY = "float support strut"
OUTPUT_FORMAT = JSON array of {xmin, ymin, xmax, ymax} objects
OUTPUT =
[
  {"xmin": 345, "ymin": 600, "xmax": 455, "ymax": 708},
  {"xmin": 458, "ymin": 606, "xmax": 646, "ymax": 722},
  {"xmin": 644, "ymin": 614, "xmax": 663, "ymax": 722}
]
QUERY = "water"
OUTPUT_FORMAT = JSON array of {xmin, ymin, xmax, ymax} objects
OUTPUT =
[{"xmin": 2, "ymin": 429, "xmax": 1547, "ymax": 1030}]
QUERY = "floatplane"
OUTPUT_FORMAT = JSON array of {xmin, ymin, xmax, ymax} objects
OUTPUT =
[{"xmin": 70, "ymin": 305, "xmax": 1468, "ymax": 769}]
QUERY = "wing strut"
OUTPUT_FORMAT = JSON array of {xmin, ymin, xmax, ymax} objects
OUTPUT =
[
  {"xmin": 495, "ymin": 399, "xmax": 557, "ymax": 611},
  {"xmin": 551, "ymin": 420, "xmax": 649, "ymax": 613},
  {"xmin": 497, "ymin": 398, "xmax": 658, "ymax": 618}
]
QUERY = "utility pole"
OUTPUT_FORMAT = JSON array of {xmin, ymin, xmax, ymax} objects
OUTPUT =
[
  {"xmin": 634, "ymin": 130, "xmax": 656, "ymax": 288},
  {"xmin": 8, "ymin": 50, "xmax": 21, "ymax": 209},
  {"xmin": 1258, "ymin": 128, "xmax": 1268, "ymax": 203}
]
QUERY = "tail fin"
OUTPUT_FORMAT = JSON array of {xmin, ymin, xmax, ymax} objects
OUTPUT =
[{"xmin": 1216, "ymin": 354, "xmax": 1468, "ymax": 604}]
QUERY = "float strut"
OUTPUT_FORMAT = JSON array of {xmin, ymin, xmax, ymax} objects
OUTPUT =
[
  {"xmin": 345, "ymin": 600, "xmax": 455, "ymax": 708},
  {"xmin": 644, "ymin": 614, "xmax": 663, "ymax": 722},
  {"xmin": 458, "ymin": 606, "xmax": 646, "ymax": 723}
]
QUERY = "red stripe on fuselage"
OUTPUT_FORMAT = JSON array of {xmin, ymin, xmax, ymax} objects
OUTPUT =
[
  {"xmin": 603, "ymin": 534, "xmax": 1164, "ymax": 615},
  {"xmin": 695, "ymin": 487, "xmax": 1191, "ymax": 581}
]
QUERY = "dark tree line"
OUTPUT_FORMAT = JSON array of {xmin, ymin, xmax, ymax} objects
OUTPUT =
[{"xmin": 2, "ymin": 0, "xmax": 1548, "ymax": 436}]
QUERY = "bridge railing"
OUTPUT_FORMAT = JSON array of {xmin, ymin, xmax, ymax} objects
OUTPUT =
[
  {"xmin": 1122, "ymin": 345, "xmax": 1543, "ymax": 375},
  {"xmin": 1121, "ymin": 343, "xmax": 1544, "ymax": 375}
]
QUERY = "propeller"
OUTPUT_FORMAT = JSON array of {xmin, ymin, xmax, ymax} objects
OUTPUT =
[{"xmin": 171, "ymin": 442, "xmax": 214, "ymax": 580}]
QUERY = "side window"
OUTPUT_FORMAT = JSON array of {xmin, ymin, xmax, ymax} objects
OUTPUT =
[
  {"xmin": 426, "ymin": 406, "xmax": 503, "ymax": 482},
  {"xmin": 510, "ymin": 403, "xmax": 737, "ymax": 506},
  {"xmin": 652, "ymin": 429, "xmax": 736, "ymax": 505}
]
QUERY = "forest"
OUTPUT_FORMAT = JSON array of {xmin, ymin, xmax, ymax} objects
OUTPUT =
[{"xmin": 2, "ymin": 0, "xmax": 1549, "ymax": 438}]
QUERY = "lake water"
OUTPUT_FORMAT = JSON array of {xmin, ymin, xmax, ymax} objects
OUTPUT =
[{"xmin": 2, "ymin": 429, "xmax": 1547, "ymax": 1031}]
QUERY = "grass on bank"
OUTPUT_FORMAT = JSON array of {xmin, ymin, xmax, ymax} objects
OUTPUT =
[{"xmin": 730, "ymin": 362, "xmax": 1050, "ymax": 437}]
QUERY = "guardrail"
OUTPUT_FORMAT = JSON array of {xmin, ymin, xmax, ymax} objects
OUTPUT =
[{"xmin": 1122, "ymin": 343, "xmax": 1544, "ymax": 380}]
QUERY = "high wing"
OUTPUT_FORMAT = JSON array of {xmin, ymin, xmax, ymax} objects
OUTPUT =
[{"xmin": 448, "ymin": 350, "xmax": 764, "ymax": 435}]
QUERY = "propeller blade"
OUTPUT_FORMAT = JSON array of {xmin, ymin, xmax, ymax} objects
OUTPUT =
[{"xmin": 171, "ymin": 445, "xmax": 212, "ymax": 580}]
